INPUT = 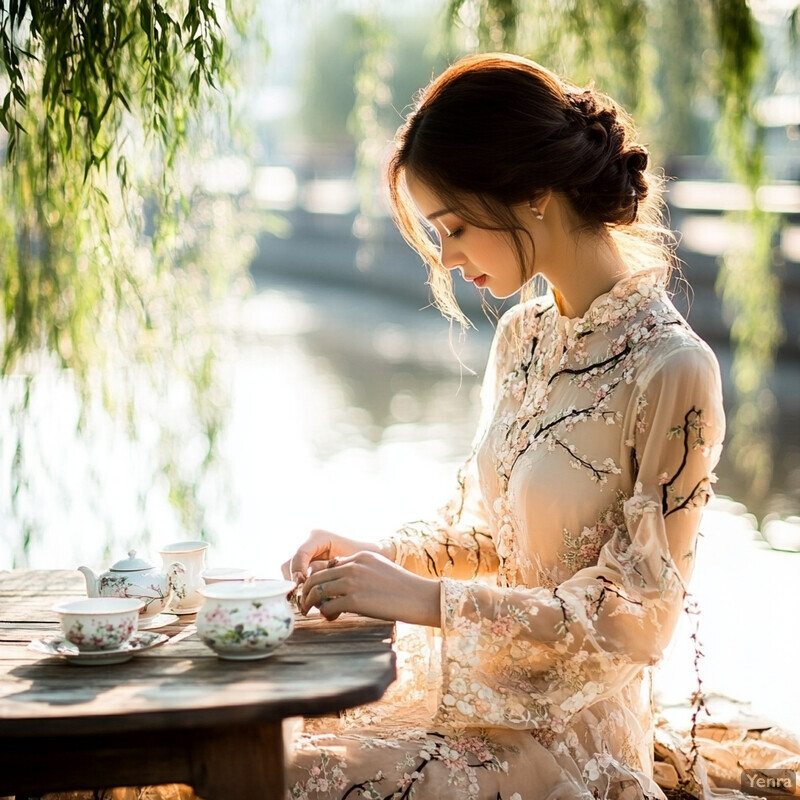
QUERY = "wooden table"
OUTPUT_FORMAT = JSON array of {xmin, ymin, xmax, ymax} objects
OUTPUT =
[{"xmin": 0, "ymin": 570, "xmax": 396, "ymax": 799}]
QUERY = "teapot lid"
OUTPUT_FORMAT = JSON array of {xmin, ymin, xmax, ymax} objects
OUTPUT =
[{"xmin": 110, "ymin": 550, "xmax": 154, "ymax": 572}]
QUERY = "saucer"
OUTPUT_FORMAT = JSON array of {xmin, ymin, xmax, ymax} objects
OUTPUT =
[
  {"xmin": 138, "ymin": 613, "xmax": 179, "ymax": 630},
  {"xmin": 29, "ymin": 632, "xmax": 168, "ymax": 665},
  {"xmin": 170, "ymin": 605, "xmax": 202, "ymax": 616}
]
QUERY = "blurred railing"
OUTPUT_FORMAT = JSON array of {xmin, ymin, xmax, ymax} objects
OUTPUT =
[
  {"xmin": 666, "ymin": 180, "xmax": 800, "ymax": 357},
  {"xmin": 249, "ymin": 169, "xmax": 800, "ymax": 358}
]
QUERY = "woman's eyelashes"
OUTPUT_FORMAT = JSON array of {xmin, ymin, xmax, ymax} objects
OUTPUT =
[{"xmin": 422, "ymin": 217, "xmax": 463, "ymax": 243}]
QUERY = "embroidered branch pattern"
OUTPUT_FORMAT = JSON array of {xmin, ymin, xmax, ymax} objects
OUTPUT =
[
  {"xmin": 291, "ymin": 733, "xmax": 513, "ymax": 800},
  {"xmin": 662, "ymin": 407, "xmax": 712, "ymax": 517},
  {"xmin": 392, "ymin": 519, "xmax": 495, "ymax": 578}
]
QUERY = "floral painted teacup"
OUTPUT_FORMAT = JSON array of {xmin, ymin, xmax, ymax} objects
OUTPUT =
[
  {"xmin": 197, "ymin": 580, "xmax": 295, "ymax": 660},
  {"xmin": 53, "ymin": 597, "xmax": 144, "ymax": 651}
]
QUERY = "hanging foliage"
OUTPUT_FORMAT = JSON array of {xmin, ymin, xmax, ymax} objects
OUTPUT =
[
  {"xmin": 349, "ymin": 12, "xmax": 395, "ymax": 260},
  {"xmin": 0, "ymin": 1, "xmax": 262, "ymax": 561},
  {"xmin": 709, "ymin": 0, "xmax": 782, "ymax": 504},
  {"xmin": 445, "ymin": 0, "xmax": 520, "ymax": 52},
  {"xmin": 0, "ymin": 0, "xmax": 245, "ymax": 372},
  {"xmin": 444, "ymin": 0, "xmax": 647, "ymax": 115}
]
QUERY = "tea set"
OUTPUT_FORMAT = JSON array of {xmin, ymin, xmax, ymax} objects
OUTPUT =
[{"xmin": 30, "ymin": 540, "xmax": 296, "ymax": 665}]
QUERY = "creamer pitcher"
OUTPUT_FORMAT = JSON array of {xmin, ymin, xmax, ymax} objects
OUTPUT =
[{"xmin": 158, "ymin": 540, "xmax": 209, "ymax": 614}]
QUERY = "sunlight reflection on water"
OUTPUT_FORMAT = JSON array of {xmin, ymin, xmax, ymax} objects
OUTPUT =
[{"xmin": 1, "ymin": 279, "xmax": 798, "ymax": 734}]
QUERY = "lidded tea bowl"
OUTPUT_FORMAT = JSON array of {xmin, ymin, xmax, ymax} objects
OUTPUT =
[{"xmin": 197, "ymin": 579, "xmax": 295, "ymax": 660}]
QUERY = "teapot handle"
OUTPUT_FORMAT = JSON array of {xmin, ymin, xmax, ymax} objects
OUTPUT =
[{"xmin": 166, "ymin": 561, "xmax": 187, "ymax": 601}]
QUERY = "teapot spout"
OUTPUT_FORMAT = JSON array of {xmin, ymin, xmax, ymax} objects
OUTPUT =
[{"xmin": 77, "ymin": 565, "xmax": 99, "ymax": 597}]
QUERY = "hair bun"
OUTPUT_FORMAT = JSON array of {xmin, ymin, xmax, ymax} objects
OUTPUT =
[
  {"xmin": 566, "ymin": 90, "xmax": 599, "ymax": 123},
  {"xmin": 567, "ymin": 90, "xmax": 624, "ymax": 155},
  {"xmin": 623, "ymin": 146, "xmax": 649, "ymax": 204},
  {"xmin": 564, "ymin": 89, "xmax": 649, "ymax": 224},
  {"xmin": 625, "ymin": 147, "xmax": 649, "ymax": 179}
]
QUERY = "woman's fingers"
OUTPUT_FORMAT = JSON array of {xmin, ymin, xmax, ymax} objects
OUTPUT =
[
  {"xmin": 288, "ymin": 535, "xmax": 334, "ymax": 584},
  {"xmin": 306, "ymin": 558, "xmax": 338, "ymax": 577},
  {"xmin": 287, "ymin": 530, "xmax": 356, "ymax": 584},
  {"xmin": 317, "ymin": 597, "xmax": 344, "ymax": 621},
  {"xmin": 300, "ymin": 570, "xmax": 345, "ymax": 614},
  {"xmin": 299, "ymin": 559, "xmax": 356, "ymax": 613},
  {"xmin": 293, "ymin": 551, "xmax": 440, "ymax": 626},
  {"xmin": 300, "ymin": 582, "xmax": 346, "ymax": 620},
  {"xmin": 285, "ymin": 530, "xmax": 383, "ymax": 589}
]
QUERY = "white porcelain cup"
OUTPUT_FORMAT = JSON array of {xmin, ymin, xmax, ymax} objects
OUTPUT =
[
  {"xmin": 197, "ymin": 579, "xmax": 295, "ymax": 661},
  {"xmin": 158, "ymin": 540, "xmax": 209, "ymax": 615},
  {"xmin": 201, "ymin": 567, "xmax": 253, "ymax": 584},
  {"xmin": 53, "ymin": 597, "xmax": 144, "ymax": 651}
]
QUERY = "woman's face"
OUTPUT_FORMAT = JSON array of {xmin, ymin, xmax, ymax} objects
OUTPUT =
[{"xmin": 405, "ymin": 175, "xmax": 529, "ymax": 300}]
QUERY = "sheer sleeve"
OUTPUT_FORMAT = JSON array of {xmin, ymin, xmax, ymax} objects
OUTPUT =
[
  {"xmin": 436, "ymin": 341, "xmax": 725, "ymax": 732},
  {"xmin": 384, "ymin": 453, "xmax": 499, "ymax": 580},
  {"xmin": 379, "ymin": 312, "xmax": 519, "ymax": 581}
]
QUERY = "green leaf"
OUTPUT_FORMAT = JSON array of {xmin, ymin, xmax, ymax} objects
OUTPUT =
[
  {"xmin": 64, "ymin": 110, "xmax": 72, "ymax": 150},
  {"xmin": 11, "ymin": 82, "xmax": 26, "ymax": 108},
  {"xmin": 2, "ymin": 0, "xmax": 264, "ymax": 552},
  {"xmin": 115, "ymin": 90, "xmax": 131, "ymax": 113},
  {"xmin": 0, "ymin": 91, "xmax": 11, "ymax": 128}
]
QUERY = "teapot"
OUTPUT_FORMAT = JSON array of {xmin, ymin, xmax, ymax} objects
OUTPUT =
[{"xmin": 78, "ymin": 550, "xmax": 186, "ymax": 620}]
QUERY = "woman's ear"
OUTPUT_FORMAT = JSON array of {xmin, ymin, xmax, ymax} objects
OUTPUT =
[
  {"xmin": 527, "ymin": 190, "xmax": 553, "ymax": 221},
  {"xmin": 534, "ymin": 190, "xmax": 553, "ymax": 217}
]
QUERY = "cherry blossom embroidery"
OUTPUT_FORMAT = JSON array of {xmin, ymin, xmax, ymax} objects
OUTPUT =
[
  {"xmin": 559, "ymin": 498, "xmax": 626, "ymax": 572},
  {"xmin": 289, "ymin": 748, "xmax": 349, "ymax": 800}
]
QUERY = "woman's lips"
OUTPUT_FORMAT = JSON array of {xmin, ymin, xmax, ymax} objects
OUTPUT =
[{"xmin": 472, "ymin": 275, "xmax": 487, "ymax": 288}]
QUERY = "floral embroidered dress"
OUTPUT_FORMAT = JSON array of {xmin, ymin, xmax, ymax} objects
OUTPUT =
[{"xmin": 288, "ymin": 268, "xmax": 729, "ymax": 800}]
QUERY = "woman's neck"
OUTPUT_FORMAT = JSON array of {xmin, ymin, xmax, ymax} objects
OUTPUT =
[
  {"xmin": 545, "ymin": 224, "xmax": 631, "ymax": 319},
  {"xmin": 552, "ymin": 263, "xmax": 631, "ymax": 319}
]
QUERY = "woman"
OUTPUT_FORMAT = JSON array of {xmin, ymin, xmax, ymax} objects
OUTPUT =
[{"xmin": 283, "ymin": 55, "xmax": 725, "ymax": 799}]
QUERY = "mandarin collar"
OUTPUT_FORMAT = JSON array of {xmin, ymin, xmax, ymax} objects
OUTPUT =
[{"xmin": 551, "ymin": 267, "xmax": 668, "ymax": 336}]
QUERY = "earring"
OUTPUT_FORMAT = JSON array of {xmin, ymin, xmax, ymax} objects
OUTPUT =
[{"xmin": 528, "ymin": 202, "xmax": 544, "ymax": 220}]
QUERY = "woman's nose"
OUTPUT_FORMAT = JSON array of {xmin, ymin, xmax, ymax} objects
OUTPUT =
[{"xmin": 439, "ymin": 240, "xmax": 463, "ymax": 271}]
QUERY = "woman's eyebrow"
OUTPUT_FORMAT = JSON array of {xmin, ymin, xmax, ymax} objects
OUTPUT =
[{"xmin": 427, "ymin": 208, "xmax": 453, "ymax": 220}]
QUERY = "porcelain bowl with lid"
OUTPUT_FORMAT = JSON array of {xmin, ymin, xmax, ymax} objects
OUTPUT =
[{"xmin": 197, "ymin": 579, "xmax": 295, "ymax": 660}]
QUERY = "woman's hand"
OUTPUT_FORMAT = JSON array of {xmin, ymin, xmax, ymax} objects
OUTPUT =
[
  {"xmin": 299, "ymin": 551, "xmax": 441, "ymax": 627},
  {"xmin": 281, "ymin": 529, "xmax": 395, "ymax": 585}
]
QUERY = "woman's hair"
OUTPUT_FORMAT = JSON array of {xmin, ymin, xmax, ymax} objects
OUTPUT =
[{"xmin": 386, "ymin": 53, "xmax": 675, "ymax": 324}]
